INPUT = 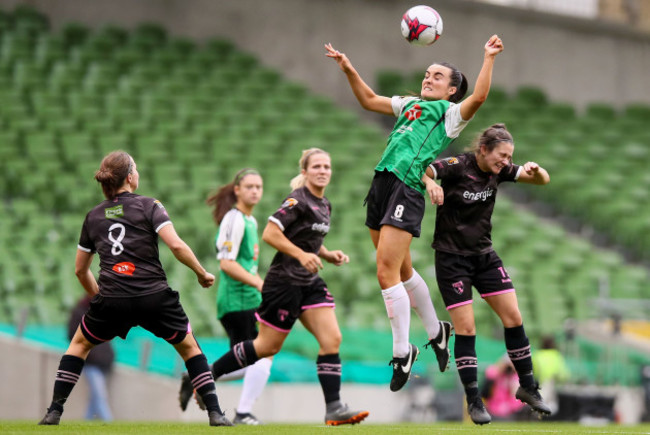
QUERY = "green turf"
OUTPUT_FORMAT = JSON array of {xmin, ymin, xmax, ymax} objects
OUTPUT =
[{"xmin": 2, "ymin": 421, "xmax": 650, "ymax": 435}]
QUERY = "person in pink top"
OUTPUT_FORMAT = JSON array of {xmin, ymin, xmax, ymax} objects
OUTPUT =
[{"xmin": 481, "ymin": 358, "xmax": 526, "ymax": 420}]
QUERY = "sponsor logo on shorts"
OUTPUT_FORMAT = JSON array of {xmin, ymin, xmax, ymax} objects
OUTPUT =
[
  {"xmin": 105, "ymin": 205, "xmax": 124, "ymax": 219},
  {"xmin": 277, "ymin": 309, "xmax": 289, "ymax": 322},
  {"xmin": 112, "ymin": 261, "xmax": 135, "ymax": 275},
  {"xmin": 452, "ymin": 281, "xmax": 464, "ymax": 295}
]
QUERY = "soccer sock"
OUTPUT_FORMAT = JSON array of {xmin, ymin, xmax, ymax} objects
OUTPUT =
[
  {"xmin": 381, "ymin": 282, "xmax": 411, "ymax": 357},
  {"xmin": 317, "ymin": 353, "xmax": 342, "ymax": 405},
  {"xmin": 212, "ymin": 340, "xmax": 259, "ymax": 378},
  {"xmin": 185, "ymin": 353, "xmax": 222, "ymax": 413},
  {"xmin": 49, "ymin": 354, "xmax": 85, "ymax": 412},
  {"xmin": 454, "ymin": 334, "xmax": 479, "ymax": 401},
  {"xmin": 504, "ymin": 325, "xmax": 535, "ymax": 388},
  {"xmin": 237, "ymin": 357, "xmax": 272, "ymax": 414},
  {"xmin": 403, "ymin": 268, "xmax": 441, "ymax": 340}
]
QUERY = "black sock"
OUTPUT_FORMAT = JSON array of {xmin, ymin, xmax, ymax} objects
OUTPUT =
[
  {"xmin": 211, "ymin": 340, "xmax": 259, "ymax": 378},
  {"xmin": 317, "ymin": 353, "xmax": 341, "ymax": 405},
  {"xmin": 504, "ymin": 325, "xmax": 535, "ymax": 388},
  {"xmin": 454, "ymin": 334, "xmax": 479, "ymax": 400},
  {"xmin": 50, "ymin": 354, "xmax": 85, "ymax": 412},
  {"xmin": 185, "ymin": 354, "xmax": 222, "ymax": 413}
]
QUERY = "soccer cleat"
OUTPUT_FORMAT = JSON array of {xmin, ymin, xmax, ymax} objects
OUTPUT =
[
  {"xmin": 388, "ymin": 343, "xmax": 419, "ymax": 392},
  {"xmin": 516, "ymin": 383, "xmax": 552, "ymax": 415},
  {"xmin": 178, "ymin": 372, "xmax": 194, "ymax": 411},
  {"xmin": 467, "ymin": 396, "xmax": 491, "ymax": 425},
  {"xmin": 209, "ymin": 410, "xmax": 234, "ymax": 426},
  {"xmin": 38, "ymin": 409, "xmax": 61, "ymax": 425},
  {"xmin": 233, "ymin": 412, "xmax": 261, "ymax": 425},
  {"xmin": 324, "ymin": 403, "xmax": 369, "ymax": 426},
  {"xmin": 424, "ymin": 321, "xmax": 453, "ymax": 372},
  {"xmin": 194, "ymin": 389, "xmax": 206, "ymax": 410}
]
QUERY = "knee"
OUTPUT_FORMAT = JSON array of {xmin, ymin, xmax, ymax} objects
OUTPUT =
[
  {"xmin": 323, "ymin": 331, "xmax": 342, "ymax": 353},
  {"xmin": 500, "ymin": 309, "xmax": 523, "ymax": 328},
  {"xmin": 254, "ymin": 340, "xmax": 282, "ymax": 358}
]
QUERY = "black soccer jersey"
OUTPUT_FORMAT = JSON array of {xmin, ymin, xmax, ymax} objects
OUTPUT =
[
  {"xmin": 78, "ymin": 192, "xmax": 172, "ymax": 297},
  {"xmin": 431, "ymin": 153, "xmax": 521, "ymax": 255},
  {"xmin": 265, "ymin": 186, "xmax": 332, "ymax": 286}
]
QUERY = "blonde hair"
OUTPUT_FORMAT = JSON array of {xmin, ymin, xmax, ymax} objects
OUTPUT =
[{"xmin": 289, "ymin": 148, "xmax": 329, "ymax": 190}]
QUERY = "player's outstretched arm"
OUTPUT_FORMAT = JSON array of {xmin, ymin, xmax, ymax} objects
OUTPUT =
[
  {"xmin": 325, "ymin": 43, "xmax": 393, "ymax": 115},
  {"xmin": 159, "ymin": 224, "xmax": 214, "ymax": 288},
  {"xmin": 460, "ymin": 35, "xmax": 504, "ymax": 121},
  {"xmin": 517, "ymin": 161, "xmax": 550, "ymax": 185}
]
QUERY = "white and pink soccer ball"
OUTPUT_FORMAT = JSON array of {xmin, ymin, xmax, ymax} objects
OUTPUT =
[{"xmin": 401, "ymin": 5, "xmax": 443, "ymax": 46}]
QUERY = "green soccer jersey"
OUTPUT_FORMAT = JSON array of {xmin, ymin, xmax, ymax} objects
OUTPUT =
[
  {"xmin": 215, "ymin": 208, "xmax": 262, "ymax": 319},
  {"xmin": 376, "ymin": 97, "xmax": 469, "ymax": 195}
]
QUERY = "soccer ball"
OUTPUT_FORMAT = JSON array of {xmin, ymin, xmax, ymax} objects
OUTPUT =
[{"xmin": 401, "ymin": 5, "xmax": 443, "ymax": 46}]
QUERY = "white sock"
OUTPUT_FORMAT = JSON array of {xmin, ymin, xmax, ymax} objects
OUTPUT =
[
  {"xmin": 237, "ymin": 357, "xmax": 272, "ymax": 414},
  {"xmin": 381, "ymin": 282, "xmax": 411, "ymax": 358},
  {"xmin": 404, "ymin": 268, "xmax": 441, "ymax": 340},
  {"xmin": 216, "ymin": 367, "xmax": 247, "ymax": 382}
]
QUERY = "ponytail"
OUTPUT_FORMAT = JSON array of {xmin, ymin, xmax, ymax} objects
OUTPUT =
[
  {"xmin": 206, "ymin": 168, "xmax": 260, "ymax": 225},
  {"xmin": 95, "ymin": 151, "xmax": 132, "ymax": 200}
]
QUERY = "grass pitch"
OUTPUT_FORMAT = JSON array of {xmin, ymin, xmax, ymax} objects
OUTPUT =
[{"xmin": 2, "ymin": 421, "xmax": 650, "ymax": 435}]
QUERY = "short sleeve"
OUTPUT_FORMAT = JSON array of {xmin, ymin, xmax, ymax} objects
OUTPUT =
[
  {"xmin": 431, "ymin": 155, "xmax": 464, "ymax": 180},
  {"xmin": 391, "ymin": 96, "xmax": 419, "ymax": 117},
  {"xmin": 498, "ymin": 164, "xmax": 522, "ymax": 183},
  {"xmin": 77, "ymin": 213, "xmax": 95, "ymax": 253},
  {"xmin": 268, "ymin": 195, "xmax": 304, "ymax": 232},
  {"xmin": 150, "ymin": 199, "xmax": 172, "ymax": 233},
  {"xmin": 216, "ymin": 210, "xmax": 245, "ymax": 260},
  {"xmin": 444, "ymin": 102, "xmax": 471, "ymax": 138}
]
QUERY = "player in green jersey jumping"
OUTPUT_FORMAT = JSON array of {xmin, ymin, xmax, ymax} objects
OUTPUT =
[{"xmin": 326, "ymin": 35, "xmax": 504, "ymax": 392}]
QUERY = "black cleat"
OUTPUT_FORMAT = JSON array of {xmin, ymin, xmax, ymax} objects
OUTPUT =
[
  {"xmin": 424, "ymin": 321, "xmax": 453, "ymax": 372},
  {"xmin": 178, "ymin": 372, "xmax": 194, "ymax": 411},
  {"xmin": 388, "ymin": 343, "xmax": 419, "ymax": 392},
  {"xmin": 38, "ymin": 409, "xmax": 61, "ymax": 425},
  {"xmin": 209, "ymin": 410, "xmax": 234, "ymax": 426},
  {"xmin": 516, "ymin": 383, "xmax": 552, "ymax": 415},
  {"xmin": 233, "ymin": 412, "xmax": 261, "ymax": 425},
  {"xmin": 467, "ymin": 396, "xmax": 491, "ymax": 425},
  {"xmin": 324, "ymin": 403, "xmax": 369, "ymax": 426}
]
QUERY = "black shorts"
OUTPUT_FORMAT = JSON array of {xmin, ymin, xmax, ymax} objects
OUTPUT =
[
  {"xmin": 364, "ymin": 170, "xmax": 425, "ymax": 237},
  {"xmin": 435, "ymin": 250, "xmax": 515, "ymax": 310},
  {"xmin": 80, "ymin": 289, "xmax": 190, "ymax": 345},
  {"xmin": 255, "ymin": 276, "xmax": 335, "ymax": 333},
  {"xmin": 220, "ymin": 309, "xmax": 259, "ymax": 348}
]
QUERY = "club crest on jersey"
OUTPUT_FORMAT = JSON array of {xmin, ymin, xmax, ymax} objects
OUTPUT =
[
  {"xmin": 113, "ymin": 261, "xmax": 136, "ymax": 276},
  {"xmin": 281, "ymin": 198, "xmax": 298, "ymax": 209},
  {"xmin": 223, "ymin": 241, "xmax": 233, "ymax": 252},
  {"xmin": 404, "ymin": 104, "xmax": 422, "ymax": 121},
  {"xmin": 452, "ymin": 281, "xmax": 464, "ymax": 295},
  {"xmin": 443, "ymin": 157, "xmax": 459, "ymax": 165}
]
